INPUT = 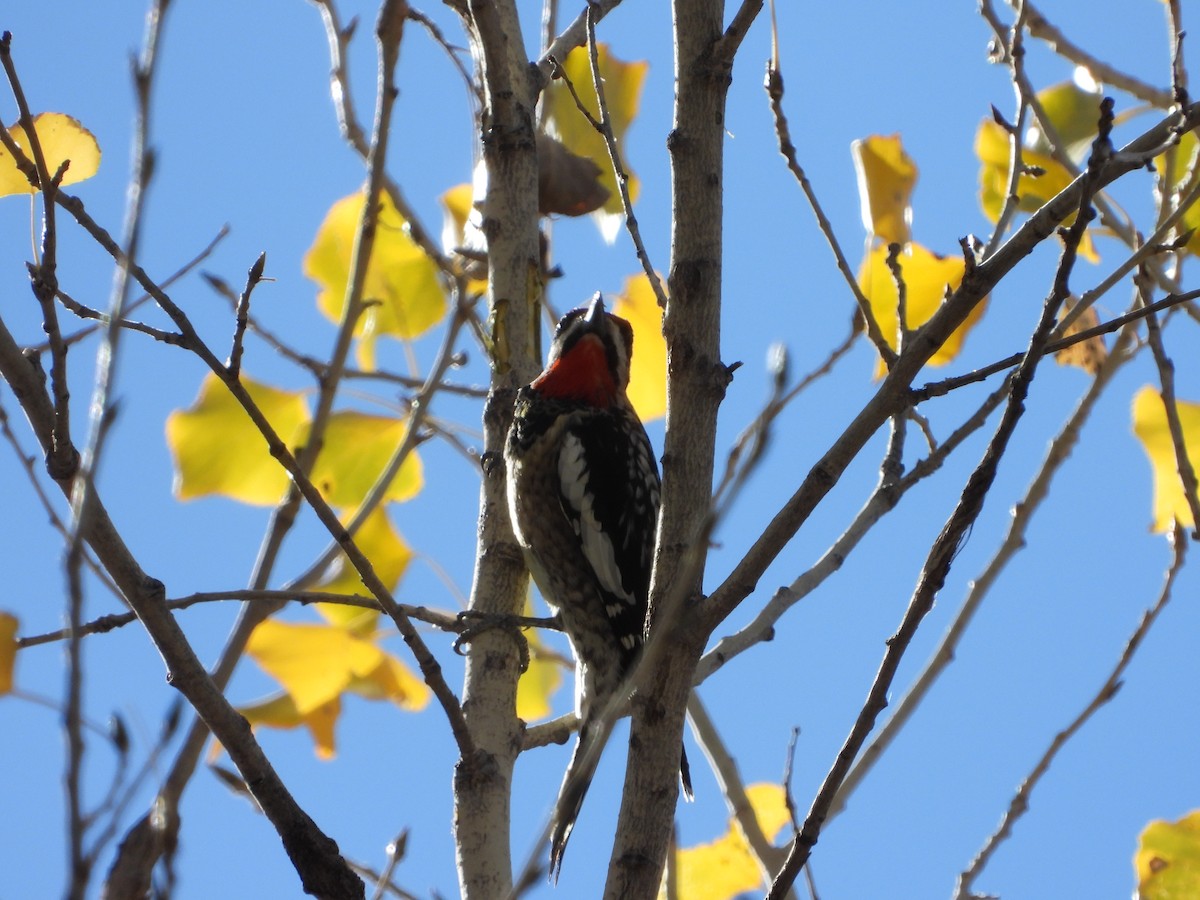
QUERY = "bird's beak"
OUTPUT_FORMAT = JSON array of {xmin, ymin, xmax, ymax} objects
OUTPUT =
[{"xmin": 584, "ymin": 293, "xmax": 606, "ymax": 326}]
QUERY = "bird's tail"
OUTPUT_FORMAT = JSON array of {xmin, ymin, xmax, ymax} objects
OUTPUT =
[
  {"xmin": 549, "ymin": 720, "xmax": 603, "ymax": 881},
  {"xmin": 549, "ymin": 725, "xmax": 695, "ymax": 880},
  {"xmin": 680, "ymin": 743, "xmax": 694, "ymax": 801}
]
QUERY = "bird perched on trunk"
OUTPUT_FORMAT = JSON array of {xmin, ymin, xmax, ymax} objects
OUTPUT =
[{"xmin": 505, "ymin": 293, "xmax": 691, "ymax": 879}]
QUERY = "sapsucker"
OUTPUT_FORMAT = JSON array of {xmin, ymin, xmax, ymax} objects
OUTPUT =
[{"xmin": 505, "ymin": 293, "xmax": 691, "ymax": 878}]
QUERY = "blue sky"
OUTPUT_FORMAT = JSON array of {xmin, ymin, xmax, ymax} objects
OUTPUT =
[{"xmin": 2, "ymin": 1, "xmax": 1198, "ymax": 898}]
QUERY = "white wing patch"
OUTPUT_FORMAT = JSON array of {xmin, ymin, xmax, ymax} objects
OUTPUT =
[{"xmin": 558, "ymin": 432, "xmax": 633, "ymax": 606}]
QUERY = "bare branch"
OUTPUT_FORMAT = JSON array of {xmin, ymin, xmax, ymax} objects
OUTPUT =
[
  {"xmin": 1139, "ymin": 270, "xmax": 1200, "ymax": 538},
  {"xmin": 915, "ymin": 289, "xmax": 1200, "ymax": 401},
  {"xmin": 829, "ymin": 317, "xmax": 1142, "ymax": 823},
  {"xmin": 0, "ymin": 32, "xmax": 75, "ymax": 481},
  {"xmin": 688, "ymin": 694, "xmax": 790, "ymax": 893},
  {"xmin": 226, "ymin": 252, "xmax": 266, "ymax": 379},
  {"xmin": 535, "ymin": 0, "xmax": 623, "ymax": 84},
  {"xmin": 954, "ymin": 526, "xmax": 1188, "ymax": 899},
  {"xmin": 1021, "ymin": 1, "xmax": 1173, "ymax": 108},
  {"xmin": 768, "ymin": 104, "xmax": 1110, "ymax": 897},
  {"xmin": 763, "ymin": 59, "xmax": 895, "ymax": 366},
  {"xmin": 697, "ymin": 372, "xmax": 1008, "ymax": 683}
]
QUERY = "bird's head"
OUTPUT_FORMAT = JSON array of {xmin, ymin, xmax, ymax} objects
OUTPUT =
[{"xmin": 531, "ymin": 294, "xmax": 635, "ymax": 407}]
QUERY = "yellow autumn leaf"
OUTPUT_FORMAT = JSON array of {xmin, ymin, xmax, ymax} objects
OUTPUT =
[
  {"xmin": 315, "ymin": 507, "xmax": 413, "ymax": 635},
  {"xmin": 166, "ymin": 373, "xmax": 310, "ymax": 505},
  {"xmin": 546, "ymin": 43, "xmax": 647, "ymax": 242},
  {"xmin": 858, "ymin": 241, "xmax": 982, "ymax": 375},
  {"xmin": 304, "ymin": 191, "xmax": 447, "ymax": 368},
  {"xmin": 0, "ymin": 612, "xmax": 17, "ymax": 695},
  {"xmin": 670, "ymin": 783, "xmax": 791, "ymax": 900},
  {"xmin": 515, "ymin": 590, "xmax": 564, "ymax": 722},
  {"xmin": 237, "ymin": 692, "xmax": 341, "ymax": 760},
  {"xmin": 976, "ymin": 119, "xmax": 1076, "ymax": 221},
  {"xmin": 1132, "ymin": 387, "xmax": 1200, "ymax": 532},
  {"xmin": 516, "ymin": 633, "xmax": 563, "ymax": 722},
  {"xmin": 1026, "ymin": 73, "xmax": 1105, "ymax": 161},
  {"xmin": 346, "ymin": 652, "xmax": 429, "ymax": 712},
  {"xmin": 612, "ymin": 274, "xmax": 667, "ymax": 422},
  {"xmin": 975, "ymin": 76, "xmax": 1102, "ymax": 262},
  {"xmin": 310, "ymin": 411, "xmax": 424, "ymax": 508},
  {"xmin": 439, "ymin": 182, "xmax": 489, "ymax": 292},
  {"xmin": 1155, "ymin": 129, "xmax": 1200, "ymax": 257},
  {"xmin": 247, "ymin": 619, "xmax": 384, "ymax": 714},
  {"xmin": 0, "ymin": 112, "xmax": 101, "ymax": 197},
  {"xmin": 247, "ymin": 619, "xmax": 429, "ymax": 722},
  {"xmin": 441, "ymin": 182, "xmax": 474, "ymax": 253},
  {"xmin": 852, "ymin": 134, "xmax": 916, "ymax": 245},
  {"xmin": 1136, "ymin": 810, "xmax": 1200, "ymax": 900}
]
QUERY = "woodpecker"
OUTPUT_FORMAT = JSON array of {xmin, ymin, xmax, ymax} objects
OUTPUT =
[{"xmin": 505, "ymin": 293, "xmax": 691, "ymax": 879}]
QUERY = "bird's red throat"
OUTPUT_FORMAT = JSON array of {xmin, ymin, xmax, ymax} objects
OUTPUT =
[{"xmin": 531, "ymin": 334, "xmax": 617, "ymax": 407}]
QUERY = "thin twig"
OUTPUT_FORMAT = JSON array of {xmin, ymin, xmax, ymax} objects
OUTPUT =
[
  {"xmin": 51, "ymin": 225, "xmax": 229, "ymax": 349},
  {"xmin": 284, "ymin": 296, "xmax": 473, "ymax": 594},
  {"xmin": 1138, "ymin": 269, "xmax": 1200, "ymax": 538},
  {"xmin": 913, "ymin": 288, "xmax": 1200, "ymax": 401},
  {"xmin": 535, "ymin": 0, "xmax": 623, "ymax": 84},
  {"xmin": 768, "ymin": 102, "xmax": 1110, "ymax": 897},
  {"xmin": 829, "ymin": 319, "xmax": 1141, "ymax": 822},
  {"xmin": 980, "ymin": 0, "xmax": 1031, "ymax": 258},
  {"xmin": 763, "ymin": 57, "xmax": 895, "ymax": 366},
  {"xmin": 0, "ymin": 32, "xmax": 75, "ymax": 480},
  {"xmin": 55, "ymin": 289, "xmax": 186, "ymax": 346},
  {"xmin": 953, "ymin": 525, "xmax": 1188, "ymax": 899},
  {"xmin": 309, "ymin": 0, "xmax": 455, "ymax": 275},
  {"xmin": 0, "ymin": 399, "xmax": 123, "ymax": 600},
  {"xmin": 688, "ymin": 694, "xmax": 791, "ymax": 896},
  {"xmin": 15, "ymin": 589, "xmax": 473, "ymax": 649},
  {"xmin": 584, "ymin": 7, "xmax": 667, "ymax": 306},
  {"xmin": 1021, "ymin": 0, "xmax": 1173, "ymax": 108},
  {"xmin": 1055, "ymin": 168, "xmax": 1200, "ymax": 336},
  {"xmin": 697, "ymin": 373, "xmax": 1011, "ymax": 684},
  {"xmin": 368, "ymin": 830, "xmax": 410, "ymax": 900},
  {"xmin": 227, "ymin": 252, "xmax": 266, "ymax": 379}
]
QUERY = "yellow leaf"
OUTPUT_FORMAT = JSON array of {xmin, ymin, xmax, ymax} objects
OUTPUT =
[
  {"xmin": 976, "ymin": 119, "xmax": 1075, "ymax": 220},
  {"xmin": 166, "ymin": 373, "xmax": 310, "ymax": 505},
  {"xmin": 304, "ymin": 191, "xmax": 447, "ymax": 366},
  {"xmin": 346, "ymin": 652, "xmax": 429, "ymax": 712},
  {"xmin": 310, "ymin": 411, "xmax": 424, "ymax": 507},
  {"xmin": 1136, "ymin": 810, "xmax": 1200, "ymax": 899},
  {"xmin": 741, "ymin": 783, "xmax": 792, "ymax": 840},
  {"xmin": 0, "ymin": 112, "xmax": 101, "ymax": 197},
  {"xmin": 852, "ymin": 134, "xmax": 916, "ymax": 245},
  {"xmin": 858, "ymin": 242, "xmax": 982, "ymax": 375},
  {"xmin": 440, "ymin": 182, "xmax": 475, "ymax": 253},
  {"xmin": 1132, "ymin": 387, "xmax": 1200, "ymax": 532},
  {"xmin": 0, "ymin": 612, "xmax": 18, "ymax": 695},
  {"xmin": 247, "ymin": 619, "xmax": 383, "ymax": 715},
  {"xmin": 1026, "ymin": 72, "xmax": 1105, "ymax": 161},
  {"xmin": 974, "ymin": 77, "xmax": 1102, "ymax": 263},
  {"xmin": 237, "ymin": 692, "xmax": 341, "ymax": 760},
  {"xmin": 546, "ymin": 43, "xmax": 647, "ymax": 242},
  {"xmin": 612, "ymin": 274, "xmax": 667, "ymax": 422},
  {"xmin": 315, "ymin": 507, "xmax": 414, "ymax": 635},
  {"xmin": 516, "ymin": 629, "xmax": 563, "ymax": 723},
  {"xmin": 671, "ymin": 783, "xmax": 791, "ymax": 900},
  {"xmin": 1155, "ymin": 129, "xmax": 1200, "ymax": 257},
  {"xmin": 439, "ymin": 182, "xmax": 489, "ymax": 293}
]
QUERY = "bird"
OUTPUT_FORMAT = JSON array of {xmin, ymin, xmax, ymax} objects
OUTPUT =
[{"xmin": 504, "ymin": 293, "xmax": 691, "ymax": 879}]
